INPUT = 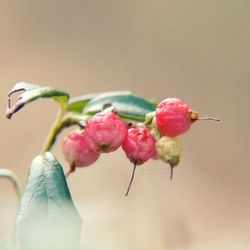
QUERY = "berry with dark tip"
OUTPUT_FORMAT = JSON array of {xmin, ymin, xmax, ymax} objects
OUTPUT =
[
  {"xmin": 122, "ymin": 127, "xmax": 156, "ymax": 195},
  {"xmin": 62, "ymin": 129, "xmax": 100, "ymax": 176}
]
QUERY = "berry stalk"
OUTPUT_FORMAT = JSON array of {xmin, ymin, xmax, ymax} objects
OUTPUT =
[{"xmin": 125, "ymin": 161, "xmax": 137, "ymax": 196}]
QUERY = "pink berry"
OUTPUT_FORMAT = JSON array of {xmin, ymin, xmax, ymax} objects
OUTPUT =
[
  {"xmin": 62, "ymin": 129, "xmax": 100, "ymax": 176},
  {"xmin": 156, "ymin": 98, "xmax": 220, "ymax": 137},
  {"xmin": 156, "ymin": 98, "xmax": 191, "ymax": 137},
  {"xmin": 122, "ymin": 127, "xmax": 156, "ymax": 164},
  {"xmin": 85, "ymin": 111, "xmax": 127, "ymax": 153},
  {"xmin": 122, "ymin": 127, "xmax": 155, "ymax": 196}
]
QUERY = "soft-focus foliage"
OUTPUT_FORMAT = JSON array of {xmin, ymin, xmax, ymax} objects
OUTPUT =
[{"xmin": 15, "ymin": 152, "xmax": 82, "ymax": 250}]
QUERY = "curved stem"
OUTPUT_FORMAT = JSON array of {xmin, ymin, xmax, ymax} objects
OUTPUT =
[
  {"xmin": 66, "ymin": 163, "xmax": 76, "ymax": 178},
  {"xmin": 125, "ymin": 161, "xmax": 137, "ymax": 196},
  {"xmin": 0, "ymin": 169, "xmax": 21, "ymax": 201},
  {"xmin": 41, "ymin": 110, "xmax": 64, "ymax": 153},
  {"xmin": 0, "ymin": 169, "xmax": 21, "ymax": 248},
  {"xmin": 42, "ymin": 111, "xmax": 90, "ymax": 153}
]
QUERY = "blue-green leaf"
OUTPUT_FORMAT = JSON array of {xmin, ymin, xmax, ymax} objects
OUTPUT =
[
  {"xmin": 83, "ymin": 92, "xmax": 156, "ymax": 122},
  {"xmin": 15, "ymin": 152, "xmax": 82, "ymax": 250},
  {"xmin": 6, "ymin": 82, "xmax": 69, "ymax": 119}
]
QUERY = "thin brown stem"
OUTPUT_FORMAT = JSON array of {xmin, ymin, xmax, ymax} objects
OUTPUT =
[{"xmin": 125, "ymin": 161, "xmax": 137, "ymax": 196}]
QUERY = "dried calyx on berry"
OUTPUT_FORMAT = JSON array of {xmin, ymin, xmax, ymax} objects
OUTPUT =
[
  {"xmin": 85, "ymin": 110, "xmax": 127, "ymax": 153},
  {"xmin": 156, "ymin": 98, "xmax": 219, "ymax": 137},
  {"xmin": 145, "ymin": 111, "xmax": 161, "ymax": 140},
  {"xmin": 155, "ymin": 136, "xmax": 182, "ymax": 179},
  {"xmin": 62, "ymin": 129, "xmax": 100, "ymax": 176},
  {"xmin": 122, "ymin": 126, "xmax": 156, "ymax": 196}
]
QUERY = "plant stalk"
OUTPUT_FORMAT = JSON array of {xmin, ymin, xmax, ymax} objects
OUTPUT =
[
  {"xmin": 42, "ymin": 104, "xmax": 88, "ymax": 153},
  {"xmin": 42, "ymin": 105, "xmax": 65, "ymax": 153},
  {"xmin": 0, "ymin": 169, "xmax": 21, "ymax": 201}
]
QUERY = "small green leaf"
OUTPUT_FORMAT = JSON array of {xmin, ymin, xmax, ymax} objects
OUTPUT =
[
  {"xmin": 67, "ymin": 91, "xmax": 132, "ymax": 113},
  {"xmin": 6, "ymin": 82, "xmax": 69, "ymax": 119},
  {"xmin": 67, "ymin": 93, "xmax": 98, "ymax": 113},
  {"xmin": 83, "ymin": 91, "xmax": 156, "ymax": 122},
  {"xmin": 15, "ymin": 152, "xmax": 82, "ymax": 250}
]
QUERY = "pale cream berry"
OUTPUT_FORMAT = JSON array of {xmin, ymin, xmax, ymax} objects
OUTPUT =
[{"xmin": 155, "ymin": 136, "xmax": 182, "ymax": 179}]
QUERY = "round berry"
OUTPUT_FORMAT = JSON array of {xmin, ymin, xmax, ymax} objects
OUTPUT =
[
  {"xmin": 156, "ymin": 98, "xmax": 191, "ymax": 137},
  {"xmin": 155, "ymin": 136, "xmax": 182, "ymax": 179},
  {"xmin": 122, "ymin": 127, "xmax": 155, "ymax": 195},
  {"xmin": 62, "ymin": 129, "xmax": 100, "ymax": 174},
  {"xmin": 84, "ymin": 111, "xmax": 127, "ymax": 153},
  {"xmin": 122, "ymin": 127, "xmax": 156, "ymax": 165}
]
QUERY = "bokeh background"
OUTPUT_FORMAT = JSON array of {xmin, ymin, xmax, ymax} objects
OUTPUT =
[{"xmin": 0, "ymin": 1, "xmax": 250, "ymax": 249}]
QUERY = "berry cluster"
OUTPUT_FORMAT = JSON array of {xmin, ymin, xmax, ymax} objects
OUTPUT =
[{"xmin": 62, "ymin": 98, "xmax": 219, "ymax": 195}]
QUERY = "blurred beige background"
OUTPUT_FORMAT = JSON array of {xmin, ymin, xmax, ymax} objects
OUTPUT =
[{"xmin": 0, "ymin": 0, "xmax": 250, "ymax": 249}]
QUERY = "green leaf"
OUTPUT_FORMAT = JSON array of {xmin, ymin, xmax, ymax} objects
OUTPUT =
[
  {"xmin": 83, "ymin": 91, "xmax": 156, "ymax": 122},
  {"xmin": 15, "ymin": 152, "xmax": 82, "ymax": 250},
  {"xmin": 6, "ymin": 82, "xmax": 69, "ymax": 119},
  {"xmin": 67, "ymin": 90, "xmax": 132, "ymax": 113},
  {"xmin": 66, "ymin": 93, "xmax": 98, "ymax": 113}
]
